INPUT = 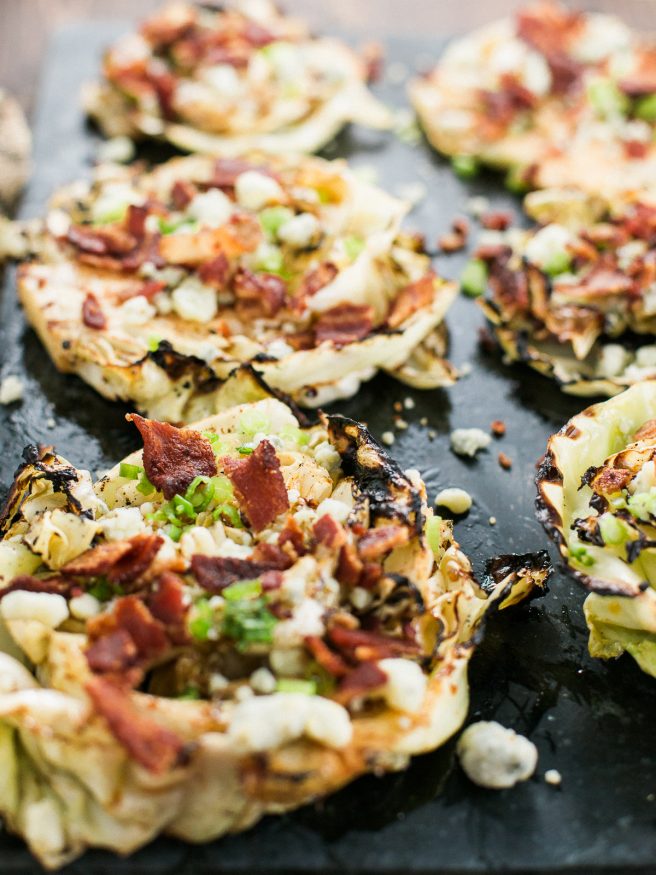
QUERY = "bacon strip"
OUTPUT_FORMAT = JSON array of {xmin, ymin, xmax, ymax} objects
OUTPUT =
[
  {"xmin": 314, "ymin": 304, "xmax": 374, "ymax": 347},
  {"xmin": 0, "ymin": 575, "xmax": 71, "ymax": 600},
  {"xmin": 233, "ymin": 267, "xmax": 287, "ymax": 317},
  {"xmin": 209, "ymin": 158, "xmax": 278, "ymax": 192},
  {"xmin": 86, "ymin": 676, "xmax": 189, "ymax": 774},
  {"xmin": 222, "ymin": 440, "xmax": 289, "ymax": 532},
  {"xmin": 191, "ymin": 554, "xmax": 286, "ymax": 593},
  {"xmin": 327, "ymin": 625, "xmax": 419, "ymax": 661},
  {"xmin": 198, "ymin": 252, "xmax": 230, "ymax": 287},
  {"xmin": 147, "ymin": 572, "xmax": 190, "ymax": 645},
  {"xmin": 358, "ymin": 525, "xmax": 409, "ymax": 561},
  {"xmin": 304, "ymin": 635, "xmax": 350, "ymax": 677},
  {"xmin": 387, "ymin": 274, "xmax": 435, "ymax": 328},
  {"xmin": 127, "ymin": 415, "xmax": 217, "ymax": 500},
  {"xmin": 313, "ymin": 514, "xmax": 346, "ymax": 549},
  {"xmin": 62, "ymin": 534, "xmax": 163, "ymax": 586},
  {"xmin": 336, "ymin": 542, "xmax": 364, "ymax": 586},
  {"xmin": 334, "ymin": 661, "xmax": 387, "ymax": 705},
  {"xmin": 634, "ymin": 420, "xmax": 656, "ymax": 442}
]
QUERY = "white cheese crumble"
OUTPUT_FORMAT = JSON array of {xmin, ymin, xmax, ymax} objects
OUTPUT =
[
  {"xmin": 544, "ymin": 768, "xmax": 562, "ymax": 786},
  {"xmin": 69, "ymin": 593, "xmax": 102, "ymax": 621},
  {"xmin": 457, "ymin": 721, "xmax": 538, "ymax": 789},
  {"xmin": 1, "ymin": 591, "xmax": 69, "ymax": 628},
  {"xmin": 313, "ymin": 440, "xmax": 341, "ymax": 472},
  {"xmin": 228, "ymin": 692, "xmax": 352, "ymax": 751},
  {"xmin": 120, "ymin": 295, "xmax": 157, "ymax": 326},
  {"xmin": 450, "ymin": 428, "xmax": 491, "ymax": 458},
  {"xmin": 98, "ymin": 507, "xmax": 146, "ymax": 541},
  {"xmin": 0, "ymin": 375, "xmax": 24, "ymax": 405},
  {"xmin": 315, "ymin": 497, "xmax": 350, "ymax": 523},
  {"xmin": 96, "ymin": 135, "xmax": 136, "ymax": 165},
  {"xmin": 596, "ymin": 343, "xmax": 631, "ymax": 379},
  {"xmin": 187, "ymin": 189, "xmax": 233, "ymax": 228},
  {"xmin": 378, "ymin": 658, "xmax": 427, "ymax": 713},
  {"xmin": 235, "ymin": 171, "xmax": 285, "ymax": 211},
  {"xmin": 250, "ymin": 667, "xmax": 277, "ymax": 694},
  {"xmin": 171, "ymin": 277, "xmax": 218, "ymax": 322},
  {"xmin": 524, "ymin": 224, "xmax": 571, "ymax": 271},
  {"xmin": 435, "ymin": 487, "xmax": 473, "ymax": 514},
  {"xmin": 266, "ymin": 338, "xmax": 295, "ymax": 359},
  {"xmin": 381, "ymin": 432, "xmax": 395, "ymax": 446},
  {"xmin": 277, "ymin": 212, "xmax": 320, "ymax": 249},
  {"xmin": 274, "ymin": 597, "xmax": 325, "ymax": 646},
  {"xmin": 201, "ymin": 63, "xmax": 243, "ymax": 99}
]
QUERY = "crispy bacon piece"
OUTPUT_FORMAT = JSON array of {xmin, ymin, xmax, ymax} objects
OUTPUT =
[
  {"xmin": 126, "ymin": 204, "xmax": 148, "ymax": 239},
  {"xmin": 481, "ymin": 210, "xmax": 513, "ymax": 231},
  {"xmin": 624, "ymin": 140, "xmax": 649, "ymax": 160},
  {"xmin": 82, "ymin": 293, "xmax": 107, "ymax": 330},
  {"xmin": 147, "ymin": 572, "xmax": 190, "ymax": 645},
  {"xmin": 117, "ymin": 279, "xmax": 167, "ymax": 303},
  {"xmin": 209, "ymin": 158, "xmax": 277, "ymax": 192},
  {"xmin": 336, "ymin": 542, "xmax": 364, "ymax": 586},
  {"xmin": 278, "ymin": 516, "xmax": 307, "ymax": 558},
  {"xmin": 261, "ymin": 570, "xmax": 283, "ymax": 591},
  {"xmin": 304, "ymin": 635, "xmax": 350, "ymax": 677},
  {"xmin": 198, "ymin": 252, "xmax": 230, "ymax": 288},
  {"xmin": 250, "ymin": 541, "xmax": 293, "ymax": 569},
  {"xmin": 222, "ymin": 440, "xmax": 289, "ymax": 532},
  {"xmin": 634, "ymin": 420, "xmax": 656, "ymax": 442},
  {"xmin": 498, "ymin": 451, "xmax": 513, "ymax": 470},
  {"xmin": 86, "ymin": 595, "xmax": 169, "ymax": 673},
  {"xmin": 86, "ymin": 627, "xmax": 138, "ymax": 674},
  {"xmin": 298, "ymin": 262, "xmax": 338, "ymax": 300},
  {"xmin": 334, "ymin": 661, "xmax": 387, "ymax": 705},
  {"xmin": 358, "ymin": 525, "xmax": 409, "ymax": 561},
  {"xmin": 86, "ymin": 676, "xmax": 189, "ymax": 774},
  {"xmin": 233, "ymin": 267, "xmax": 287, "ymax": 317},
  {"xmin": 387, "ymin": 274, "xmax": 435, "ymax": 328},
  {"xmin": 171, "ymin": 179, "xmax": 197, "ymax": 210},
  {"xmin": 313, "ymin": 515, "xmax": 347, "ymax": 549},
  {"xmin": 0, "ymin": 575, "xmax": 71, "ymax": 600},
  {"xmin": 491, "ymin": 419, "xmax": 506, "ymax": 437},
  {"xmin": 127, "ymin": 414, "xmax": 217, "ymax": 500},
  {"xmin": 328, "ymin": 624, "xmax": 419, "ymax": 661},
  {"xmin": 62, "ymin": 534, "xmax": 163, "ymax": 586},
  {"xmin": 314, "ymin": 304, "xmax": 374, "ymax": 347},
  {"xmin": 191, "ymin": 554, "xmax": 283, "ymax": 592}
]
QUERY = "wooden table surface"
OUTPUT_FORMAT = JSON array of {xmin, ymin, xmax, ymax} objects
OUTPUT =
[{"xmin": 1, "ymin": 0, "xmax": 656, "ymax": 114}]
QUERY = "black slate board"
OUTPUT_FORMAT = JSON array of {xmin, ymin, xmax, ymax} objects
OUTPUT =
[{"xmin": 2, "ymin": 22, "xmax": 656, "ymax": 875}]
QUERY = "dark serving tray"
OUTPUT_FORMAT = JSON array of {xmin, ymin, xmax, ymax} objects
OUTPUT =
[{"xmin": 1, "ymin": 21, "xmax": 656, "ymax": 875}]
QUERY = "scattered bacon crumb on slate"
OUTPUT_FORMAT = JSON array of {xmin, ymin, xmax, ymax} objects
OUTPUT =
[
  {"xmin": 314, "ymin": 304, "xmax": 374, "ymax": 347},
  {"xmin": 313, "ymin": 514, "xmax": 347, "ymax": 549},
  {"xmin": 0, "ymin": 575, "xmax": 71, "ymax": 600},
  {"xmin": 222, "ymin": 440, "xmax": 289, "ymax": 532},
  {"xmin": 82, "ymin": 292, "xmax": 107, "ymax": 330},
  {"xmin": 387, "ymin": 274, "xmax": 435, "ymax": 328},
  {"xmin": 439, "ymin": 217, "xmax": 469, "ymax": 253},
  {"xmin": 334, "ymin": 661, "xmax": 387, "ymax": 705},
  {"xmin": 633, "ymin": 420, "xmax": 656, "ymax": 442},
  {"xmin": 498, "ymin": 451, "xmax": 513, "ymax": 471},
  {"xmin": 233, "ymin": 267, "xmax": 287, "ymax": 316},
  {"xmin": 127, "ymin": 414, "xmax": 217, "ymax": 500},
  {"xmin": 357, "ymin": 525, "xmax": 409, "ymax": 561},
  {"xmin": 304, "ymin": 635, "xmax": 350, "ymax": 677},
  {"xmin": 481, "ymin": 211, "xmax": 513, "ymax": 231},
  {"xmin": 62, "ymin": 534, "xmax": 163, "ymax": 586},
  {"xmin": 86, "ymin": 676, "xmax": 189, "ymax": 774},
  {"xmin": 491, "ymin": 419, "xmax": 506, "ymax": 437}
]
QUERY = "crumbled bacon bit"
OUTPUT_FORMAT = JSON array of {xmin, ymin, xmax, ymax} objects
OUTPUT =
[
  {"xmin": 147, "ymin": 572, "xmax": 190, "ymax": 645},
  {"xmin": 191, "ymin": 552, "xmax": 289, "ymax": 592},
  {"xmin": 209, "ymin": 158, "xmax": 276, "ymax": 192},
  {"xmin": 249, "ymin": 541, "xmax": 293, "ymax": 570},
  {"xmin": 0, "ymin": 575, "xmax": 71, "ymax": 600},
  {"xmin": 304, "ymin": 635, "xmax": 349, "ymax": 677},
  {"xmin": 334, "ymin": 661, "xmax": 387, "ymax": 705},
  {"xmin": 328, "ymin": 624, "xmax": 419, "ymax": 661},
  {"xmin": 171, "ymin": 179, "xmax": 197, "ymax": 210},
  {"xmin": 481, "ymin": 211, "xmax": 513, "ymax": 231},
  {"xmin": 86, "ymin": 595, "xmax": 169, "ymax": 678},
  {"xmin": 498, "ymin": 451, "xmax": 513, "ymax": 470},
  {"xmin": 86, "ymin": 676, "xmax": 189, "ymax": 774},
  {"xmin": 491, "ymin": 419, "xmax": 506, "ymax": 437},
  {"xmin": 126, "ymin": 205, "xmax": 149, "ymax": 239},
  {"xmin": 358, "ymin": 525, "xmax": 409, "ymax": 561},
  {"xmin": 516, "ymin": 2, "xmax": 584, "ymax": 93},
  {"xmin": 127, "ymin": 415, "xmax": 217, "ymax": 500},
  {"xmin": 222, "ymin": 440, "xmax": 289, "ymax": 532},
  {"xmin": 314, "ymin": 304, "xmax": 374, "ymax": 347},
  {"xmin": 313, "ymin": 514, "xmax": 347, "ymax": 549},
  {"xmin": 197, "ymin": 252, "xmax": 230, "ymax": 288},
  {"xmin": 233, "ymin": 267, "xmax": 287, "ymax": 317},
  {"xmin": 86, "ymin": 627, "xmax": 137, "ymax": 675},
  {"xmin": 387, "ymin": 274, "xmax": 435, "ymax": 328},
  {"xmin": 624, "ymin": 140, "xmax": 649, "ymax": 160},
  {"xmin": 336, "ymin": 542, "xmax": 364, "ymax": 586},
  {"xmin": 62, "ymin": 534, "xmax": 163, "ymax": 586},
  {"xmin": 297, "ymin": 262, "xmax": 338, "ymax": 301},
  {"xmin": 633, "ymin": 420, "xmax": 656, "ymax": 442},
  {"xmin": 278, "ymin": 516, "xmax": 307, "ymax": 558},
  {"xmin": 82, "ymin": 293, "xmax": 107, "ymax": 330}
]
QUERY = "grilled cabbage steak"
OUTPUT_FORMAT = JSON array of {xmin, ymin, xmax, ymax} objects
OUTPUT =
[
  {"xmin": 15, "ymin": 152, "xmax": 457, "ymax": 419},
  {"xmin": 476, "ymin": 191, "xmax": 656, "ymax": 396},
  {"xmin": 409, "ymin": 1, "xmax": 656, "ymax": 199},
  {"xmin": 537, "ymin": 380, "xmax": 656, "ymax": 676},
  {"xmin": 84, "ymin": 0, "xmax": 390, "ymax": 155},
  {"xmin": 0, "ymin": 371, "xmax": 550, "ymax": 868}
]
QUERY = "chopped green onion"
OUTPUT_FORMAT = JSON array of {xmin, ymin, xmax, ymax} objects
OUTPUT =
[
  {"xmin": 158, "ymin": 215, "xmax": 197, "ymax": 235},
  {"xmin": 88, "ymin": 578, "xmax": 114, "ymax": 602},
  {"xmin": 260, "ymin": 206, "xmax": 294, "ymax": 238},
  {"xmin": 165, "ymin": 523, "xmax": 183, "ymax": 542},
  {"xmin": 239, "ymin": 409, "xmax": 270, "ymax": 437},
  {"xmin": 279, "ymin": 424, "xmax": 310, "ymax": 447},
  {"xmin": 178, "ymin": 686, "xmax": 201, "ymax": 700},
  {"xmin": 223, "ymin": 578, "xmax": 262, "ymax": 601},
  {"xmin": 119, "ymin": 462, "xmax": 142, "ymax": 480},
  {"xmin": 627, "ymin": 490, "xmax": 656, "ymax": 522},
  {"xmin": 185, "ymin": 475, "xmax": 215, "ymax": 511},
  {"xmin": 344, "ymin": 235, "xmax": 365, "ymax": 261},
  {"xmin": 189, "ymin": 598, "xmax": 214, "ymax": 641},
  {"xmin": 543, "ymin": 251, "xmax": 572, "ymax": 276},
  {"xmin": 147, "ymin": 336, "xmax": 162, "ymax": 353},
  {"xmin": 172, "ymin": 494, "xmax": 195, "ymax": 519},
  {"xmin": 587, "ymin": 77, "xmax": 630, "ymax": 118},
  {"xmin": 213, "ymin": 503, "xmax": 243, "ymax": 528},
  {"xmin": 425, "ymin": 515, "xmax": 443, "ymax": 557},
  {"xmin": 451, "ymin": 155, "xmax": 479, "ymax": 179},
  {"xmin": 255, "ymin": 244, "xmax": 284, "ymax": 274},
  {"xmin": 222, "ymin": 596, "xmax": 277, "ymax": 650},
  {"xmin": 570, "ymin": 544, "xmax": 594, "ymax": 567},
  {"xmin": 93, "ymin": 204, "xmax": 128, "ymax": 225},
  {"xmin": 137, "ymin": 472, "xmax": 155, "ymax": 495},
  {"xmin": 237, "ymin": 446, "xmax": 254, "ymax": 455},
  {"xmin": 461, "ymin": 259, "xmax": 488, "ymax": 297},
  {"xmin": 504, "ymin": 166, "xmax": 530, "ymax": 194},
  {"xmin": 210, "ymin": 475, "xmax": 234, "ymax": 503},
  {"xmin": 276, "ymin": 678, "xmax": 317, "ymax": 695},
  {"xmin": 634, "ymin": 93, "xmax": 656, "ymax": 122}
]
